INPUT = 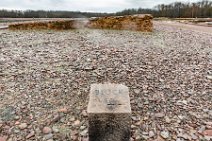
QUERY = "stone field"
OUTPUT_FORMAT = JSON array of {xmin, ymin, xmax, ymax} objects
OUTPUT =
[{"xmin": 0, "ymin": 21, "xmax": 212, "ymax": 141}]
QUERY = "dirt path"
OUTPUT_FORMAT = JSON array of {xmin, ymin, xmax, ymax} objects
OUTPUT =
[{"xmin": 154, "ymin": 20, "xmax": 212, "ymax": 34}]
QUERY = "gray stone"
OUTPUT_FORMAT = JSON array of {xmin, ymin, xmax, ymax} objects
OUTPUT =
[
  {"xmin": 206, "ymin": 75, "xmax": 212, "ymax": 80},
  {"xmin": 80, "ymin": 129, "xmax": 88, "ymax": 136},
  {"xmin": 134, "ymin": 89, "xmax": 140, "ymax": 94},
  {"xmin": 18, "ymin": 123, "xmax": 27, "ymax": 130},
  {"xmin": 205, "ymin": 136, "xmax": 212, "ymax": 141},
  {"xmin": 160, "ymin": 131, "xmax": 169, "ymax": 139},
  {"xmin": 42, "ymin": 127, "xmax": 52, "ymax": 134},
  {"xmin": 176, "ymin": 138, "xmax": 185, "ymax": 141},
  {"xmin": 165, "ymin": 116, "xmax": 171, "ymax": 123},
  {"xmin": 149, "ymin": 131, "xmax": 155, "ymax": 138},
  {"xmin": 80, "ymin": 125, "xmax": 86, "ymax": 130},
  {"xmin": 155, "ymin": 112, "xmax": 165, "ymax": 118},
  {"xmin": 43, "ymin": 133, "xmax": 53, "ymax": 140},
  {"xmin": 0, "ymin": 106, "xmax": 16, "ymax": 121},
  {"xmin": 52, "ymin": 126, "xmax": 59, "ymax": 133}
]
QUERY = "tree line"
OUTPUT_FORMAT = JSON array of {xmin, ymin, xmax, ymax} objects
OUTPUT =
[
  {"xmin": 0, "ymin": 10, "xmax": 109, "ymax": 18},
  {"xmin": 0, "ymin": 0, "xmax": 211, "ymax": 18},
  {"xmin": 116, "ymin": 0, "xmax": 212, "ymax": 18}
]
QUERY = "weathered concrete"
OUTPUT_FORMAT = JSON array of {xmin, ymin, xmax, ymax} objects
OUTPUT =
[{"xmin": 87, "ymin": 83, "xmax": 131, "ymax": 141}]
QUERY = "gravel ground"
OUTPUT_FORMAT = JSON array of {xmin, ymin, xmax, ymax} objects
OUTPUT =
[
  {"xmin": 0, "ymin": 23, "xmax": 212, "ymax": 141},
  {"xmin": 155, "ymin": 21, "xmax": 212, "ymax": 34}
]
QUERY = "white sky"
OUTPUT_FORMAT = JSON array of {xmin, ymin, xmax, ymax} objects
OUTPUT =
[{"xmin": 0, "ymin": 0, "xmax": 201, "ymax": 12}]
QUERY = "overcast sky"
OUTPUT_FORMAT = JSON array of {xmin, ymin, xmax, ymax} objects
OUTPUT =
[{"xmin": 0, "ymin": 0, "xmax": 200, "ymax": 13}]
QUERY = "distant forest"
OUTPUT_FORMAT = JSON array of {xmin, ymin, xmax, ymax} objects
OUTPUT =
[{"xmin": 0, "ymin": 0, "xmax": 211, "ymax": 18}]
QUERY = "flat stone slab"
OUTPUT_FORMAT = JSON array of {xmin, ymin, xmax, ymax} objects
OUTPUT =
[
  {"xmin": 0, "ymin": 26, "xmax": 8, "ymax": 30},
  {"xmin": 87, "ymin": 83, "xmax": 131, "ymax": 141}
]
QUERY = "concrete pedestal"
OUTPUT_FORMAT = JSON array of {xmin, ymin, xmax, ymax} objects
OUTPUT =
[{"xmin": 87, "ymin": 83, "xmax": 131, "ymax": 141}]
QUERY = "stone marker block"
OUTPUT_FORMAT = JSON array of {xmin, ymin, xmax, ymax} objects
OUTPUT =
[{"xmin": 87, "ymin": 83, "xmax": 131, "ymax": 141}]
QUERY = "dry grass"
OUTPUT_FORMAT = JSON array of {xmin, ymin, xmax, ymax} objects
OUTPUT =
[
  {"xmin": 9, "ymin": 14, "xmax": 153, "ymax": 32},
  {"xmin": 9, "ymin": 20, "xmax": 77, "ymax": 30},
  {"xmin": 87, "ymin": 14, "xmax": 153, "ymax": 32}
]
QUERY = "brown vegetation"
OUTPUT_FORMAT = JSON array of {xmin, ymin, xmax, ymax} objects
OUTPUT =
[
  {"xmin": 87, "ymin": 14, "xmax": 153, "ymax": 31},
  {"xmin": 9, "ymin": 14, "xmax": 153, "ymax": 32},
  {"xmin": 9, "ymin": 20, "xmax": 76, "ymax": 30}
]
